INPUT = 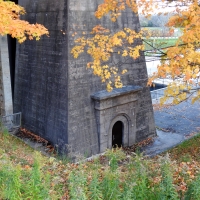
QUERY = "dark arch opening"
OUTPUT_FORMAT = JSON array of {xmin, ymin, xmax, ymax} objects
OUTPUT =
[{"xmin": 112, "ymin": 121, "xmax": 123, "ymax": 148}]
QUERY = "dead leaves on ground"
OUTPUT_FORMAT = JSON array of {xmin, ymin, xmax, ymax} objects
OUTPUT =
[
  {"xmin": 153, "ymin": 103, "xmax": 174, "ymax": 111},
  {"xmin": 16, "ymin": 128, "xmax": 55, "ymax": 153}
]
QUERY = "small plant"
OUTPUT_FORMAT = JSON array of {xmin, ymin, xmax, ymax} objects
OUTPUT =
[
  {"xmin": 105, "ymin": 148, "xmax": 126, "ymax": 171},
  {"xmin": 120, "ymin": 183, "xmax": 135, "ymax": 200},
  {"xmin": 23, "ymin": 153, "xmax": 50, "ymax": 199},
  {"xmin": 156, "ymin": 154, "xmax": 179, "ymax": 200},
  {"xmin": 68, "ymin": 170, "xmax": 87, "ymax": 200},
  {"xmin": 0, "ymin": 164, "xmax": 22, "ymax": 199},
  {"xmin": 126, "ymin": 154, "xmax": 155, "ymax": 200},
  {"xmin": 180, "ymin": 153, "xmax": 192, "ymax": 163},
  {"xmin": 101, "ymin": 169, "xmax": 121, "ymax": 200},
  {"xmin": 2, "ymin": 128, "xmax": 9, "ymax": 141},
  {"xmin": 185, "ymin": 173, "xmax": 200, "ymax": 200},
  {"xmin": 88, "ymin": 172, "xmax": 103, "ymax": 200}
]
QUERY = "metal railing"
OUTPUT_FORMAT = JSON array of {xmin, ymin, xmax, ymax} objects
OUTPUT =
[
  {"xmin": 1, "ymin": 112, "xmax": 21, "ymax": 131},
  {"xmin": 151, "ymin": 87, "xmax": 166, "ymax": 100}
]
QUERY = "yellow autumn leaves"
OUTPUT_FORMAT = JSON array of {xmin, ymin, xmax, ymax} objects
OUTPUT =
[
  {"xmin": 159, "ymin": 83, "xmax": 188, "ymax": 105},
  {"xmin": 71, "ymin": 26, "xmax": 145, "ymax": 91},
  {"xmin": 0, "ymin": 0, "xmax": 48, "ymax": 43},
  {"xmin": 147, "ymin": 0, "xmax": 200, "ymax": 104},
  {"xmin": 71, "ymin": 0, "xmax": 154, "ymax": 92},
  {"xmin": 94, "ymin": 0, "xmax": 156, "ymax": 21},
  {"xmin": 95, "ymin": 0, "xmax": 126, "ymax": 22},
  {"xmin": 71, "ymin": 0, "xmax": 200, "ymax": 104}
]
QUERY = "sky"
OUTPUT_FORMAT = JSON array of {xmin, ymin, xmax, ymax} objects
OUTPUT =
[{"xmin": 137, "ymin": 0, "xmax": 189, "ymax": 15}]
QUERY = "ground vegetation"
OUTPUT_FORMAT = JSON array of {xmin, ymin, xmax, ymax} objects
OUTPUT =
[{"xmin": 1, "ymin": 129, "xmax": 200, "ymax": 199}]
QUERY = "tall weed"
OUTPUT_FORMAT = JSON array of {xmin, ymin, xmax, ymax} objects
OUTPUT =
[
  {"xmin": 68, "ymin": 170, "xmax": 87, "ymax": 200},
  {"xmin": 88, "ymin": 172, "xmax": 103, "ymax": 200},
  {"xmin": 105, "ymin": 148, "xmax": 126, "ymax": 171},
  {"xmin": 121, "ymin": 153, "xmax": 155, "ymax": 200},
  {"xmin": 101, "ymin": 169, "xmax": 121, "ymax": 200},
  {"xmin": 23, "ymin": 153, "xmax": 50, "ymax": 199},
  {"xmin": 0, "ymin": 163, "xmax": 22, "ymax": 199},
  {"xmin": 156, "ymin": 155, "xmax": 179, "ymax": 200},
  {"xmin": 185, "ymin": 173, "xmax": 200, "ymax": 200}
]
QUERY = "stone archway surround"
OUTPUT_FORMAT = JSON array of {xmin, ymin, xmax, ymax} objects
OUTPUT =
[
  {"xmin": 91, "ymin": 85, "xmax": 141, "ymax": 153},
  {"xmin": 108, "ymin": 115, "xmax": 129, "ymax": 149}
]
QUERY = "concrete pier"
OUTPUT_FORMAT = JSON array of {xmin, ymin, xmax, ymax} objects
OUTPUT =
[{"xmin": 0, "ymin": 36, "xmax": 13, "ymax": 115}]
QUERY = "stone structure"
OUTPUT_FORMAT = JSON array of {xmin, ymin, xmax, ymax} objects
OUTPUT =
[
  {"xmin": 91, "ymin": 85, "xmax": 142, "ymax": 153},
  {"xmin": 14, "ymin": 0, "xmax": 156, "ymax": 156},
  {"xmin": 0, "ymin": 36, "xmax": 13, "ymax": 116}
]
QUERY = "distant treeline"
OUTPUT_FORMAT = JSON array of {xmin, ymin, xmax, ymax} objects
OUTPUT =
[{"xmin": 139, "ymin": 14, "xmax": 173, "ymax": 27}]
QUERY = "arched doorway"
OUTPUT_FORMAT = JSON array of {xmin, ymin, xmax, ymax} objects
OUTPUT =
[
  {"xmin": 107, "ymin": 115, "xmax": 130, "ymax": 151},
  {"xmin": 112, "ymin": 121, "xmax": 123, "ymax": 148}
]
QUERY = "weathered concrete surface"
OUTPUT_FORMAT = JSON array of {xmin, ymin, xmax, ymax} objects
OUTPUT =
[
  {"xmin": 14, "ymin": 0, "xmax": 156, "ymax": 156},
  {"xmin": 91, "ymin": 85, "xmax": 142, "ymax": 153},
  {"xmin": 142, "ymin": 100, "xmax": 200, "ymax": 156},
  {"xmin": 0, "ymin": 36, "xmax": 13, "ymax": 115}
]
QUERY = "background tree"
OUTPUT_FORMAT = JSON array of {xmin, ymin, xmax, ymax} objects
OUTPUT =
[
  {"xmin": 72, "ymin": 0, "xmax": 200, "ymax": 104},
  {"xmin": 148, "ymin": 0, "xmax": 200, "ymax": 104},
  {"xmin": 0, "ymin": 0, "xmax": 48, "ymax": 43}
]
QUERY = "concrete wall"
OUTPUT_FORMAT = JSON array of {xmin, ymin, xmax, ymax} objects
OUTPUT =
[
  {"xmin": 67, "ymin": 0, "xmax": 156, "ymax": 155},
  {"xmin": 0, "ymin": 36, "xmax": 13, "ymax": 115},
  {"xmin": 15, "ymin": 0, "xmax": 68, "ymax": 150},
  {"xmin": 14, "ymin": 0, "xmax": 156, "ymax": 156}
]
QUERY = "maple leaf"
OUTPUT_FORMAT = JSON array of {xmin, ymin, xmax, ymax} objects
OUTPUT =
[{"xmin": 0, "ymin": 0, "xmax": 48, "ymax": 42}]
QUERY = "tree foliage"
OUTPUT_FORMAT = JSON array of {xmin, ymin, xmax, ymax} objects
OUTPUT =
[
  {"xmin": 71, "ymin": 0, "xmax": 200, "ymax": 104},
  {"xmin": 0, "ymin": 0, "xmax": 48, "ymax": 43},
  {"xmin": 151, "ymin": 0, "xmax": 200, "ymax": 104},
  {"xmin": 71, "ymin": 26, "xmax": 145, "ymax": 91},
  {"xmin": 71, "ymin": 0, "xmax": 152, "ymax": 91}
]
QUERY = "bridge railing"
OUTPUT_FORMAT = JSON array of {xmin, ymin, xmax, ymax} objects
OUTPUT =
[
  {"xmin": 1, "ymin": 112, "xmax": 21, "ymax": 131},
  {"xmin": 151, "ymin": 87, "xmax": 166, "ymax": 100}
]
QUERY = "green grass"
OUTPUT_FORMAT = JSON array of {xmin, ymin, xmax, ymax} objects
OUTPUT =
[
  {"xmin": 144, "ymin": 38, "xmax": 178, "ymax": 51},
  {"xmin": 1, "ymin": 128, "xmax": 200, "ymax": 199},
  {"xmin": 167, "ymin": 133, "xmax": 200, "ymax": 162},
  {"xmin": 141, "ymin": 27, "xmax": 181, "ymax": 51}
]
